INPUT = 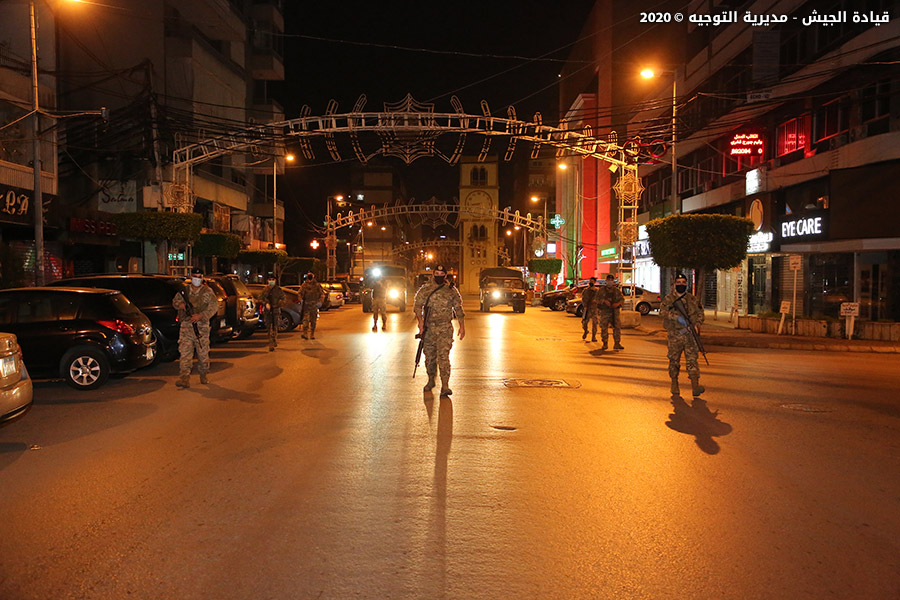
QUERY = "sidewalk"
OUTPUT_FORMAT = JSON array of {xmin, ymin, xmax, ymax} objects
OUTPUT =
[{"xmin": 636, "ymin": 310, "xmax": 900, "ymax": 354}]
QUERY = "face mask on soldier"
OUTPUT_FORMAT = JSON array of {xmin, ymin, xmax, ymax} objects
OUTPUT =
[
  {"xmin": 675, "ymin": 283, "xmax": 687, "ymax": 294},
  {"xmin": 433, "ymin": 275, "xmax": 446, "ymax": 285},
  {"xmin": 191, "ymin": 277, "xmax": 202, "ymax": 287},
  {"xmin": 267, "ymin": 279, "xmax": 276, "ymax": 287}
]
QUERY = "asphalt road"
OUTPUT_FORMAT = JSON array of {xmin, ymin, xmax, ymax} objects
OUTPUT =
[{"xmin": 1, "ymin": 301, "xmax": 898, "ymax": 600}]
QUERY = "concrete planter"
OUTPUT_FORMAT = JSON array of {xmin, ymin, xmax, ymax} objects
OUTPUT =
[
  {"xmin": 855, "ymin": 321, "xmax": 900, "ymax": 342},
  {"xmin": 795, "ymin": 319, "xmax": 828, "ymax": 338}
]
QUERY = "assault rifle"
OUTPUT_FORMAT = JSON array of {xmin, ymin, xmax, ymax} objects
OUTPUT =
[
  {"xmin": 673, "ymin": 295, "xmax": 710, "ymax": 366},
  {"xmin": 413, "ymin": 283, "xmax": 444, "ymax": 378},
  {"xmin": 180, "ymin": 288, "xmax": 202, "ymax": 338}
]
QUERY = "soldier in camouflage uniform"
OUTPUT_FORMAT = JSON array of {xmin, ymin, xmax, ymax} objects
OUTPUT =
[
  {"xmin": 414, "ymin": 265, "xmax": 466, "ymax": 397},
  {"xmin": 259, "ymin": 274, "xmax": 286, "ymax": 351},
  {"xmin": 299, "ymin": 272, "xmax": 326, "ymax": 339},
  {"xmin": 172, "ymin": 268, "xmax": 219, "ymax": 388},
  {"xmin": 596, "ymin": 274, "xmax": 625, "ymax": 350},
  {"xmin": 660, "ymin": 273, "xmax": 705, "ymax": 397},
  {"xmin": 371, "ymin": 278, "xmax": 387, "ymax": 332},
  {"xmin": 580, "ymin": 277, "xmax": 600, "ymax": 341}
]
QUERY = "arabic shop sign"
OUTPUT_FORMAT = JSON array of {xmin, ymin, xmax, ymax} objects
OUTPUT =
[
  {"xmin": 0, "ymin": 184, "xmax": 59, "ymax": 227},
  {"xmin": 600, "ymin": 247, "xmax": 617, "ymax": 258},
  {"xmin": 748, "ymin": 230, "xmax": 774, "ymax": 253},
  {"xmin": 779, "ymin": 211, "xmax": 828, "ymax": 242},
  {"xmin": 68, "ymin": 216, "xmax": 118, "ymax": 236},
  {"xmin": 730, "ymin": 133, "xmax": 764, "ymax": 156}
]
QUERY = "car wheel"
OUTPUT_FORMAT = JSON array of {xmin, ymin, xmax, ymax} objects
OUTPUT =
[
  {"xmin": 62, "ymin": 347, "xmax": 110, "ymax": 391},
  {"xmin": 277, "ymin": 311, "xmax": 292, "ymax": 333},
  {"xmin": 235, "ymin": 328, "xmax": 254, "ymax": 340},
  {"xmin": 576, "ymin": 305, "xmax": 584, "ymax": 318},
  {"xmin": 553, "ymin": 298, "xmax": 567, "ymax": 311},
  {"xmin": 637, "ymin": 302, "xmax": 651, "ymax": 316}
]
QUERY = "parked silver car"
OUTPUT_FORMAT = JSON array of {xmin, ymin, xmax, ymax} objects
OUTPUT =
[{"xmin": 0, "ymin": 333, "xmax": 34, "ymax": 425}]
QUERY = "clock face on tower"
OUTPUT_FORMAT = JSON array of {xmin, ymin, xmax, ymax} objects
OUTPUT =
[{"xmin": 464, "ymin": 191, "xmax": 492, "ymax": 212}]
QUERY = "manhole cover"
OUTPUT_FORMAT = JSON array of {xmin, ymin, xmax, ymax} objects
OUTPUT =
[
  {"xmin": 780, "ymin": 403, "xmax": 834, "ymax": 413},
  {"xmin": 503, "ymin": 378, "xmax": 581, "ymax": 389}
]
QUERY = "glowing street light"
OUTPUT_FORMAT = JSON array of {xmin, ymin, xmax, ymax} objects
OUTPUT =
[{"xmin": 641, "ymin": 66, "xmax": 678, "ymax": 212}]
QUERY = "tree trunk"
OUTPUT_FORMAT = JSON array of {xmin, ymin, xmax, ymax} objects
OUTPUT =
[
  {"xmin": 696, "ymin": 267, "xmax": 706, "ymax": 308},
  {"xmin": 155, "ymin": 239, "xmax": 168, "ymax": 274}
]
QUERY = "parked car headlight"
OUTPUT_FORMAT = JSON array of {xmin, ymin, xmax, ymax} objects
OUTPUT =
[
  {"xmin": 492, "ymin": 290, "xmax": 501, "ymax": 299},
  {"xmin": 389, "ymin": 289, "xmax": 400, "ymax": 299}
]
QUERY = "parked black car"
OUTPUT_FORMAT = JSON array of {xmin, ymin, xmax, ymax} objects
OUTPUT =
[
  {"xmin": 345, "ymin": 281, "xmax": 362, "ymax": 304},
  {"xmin": 0, "ymin": 287, "xmax": 155, "ymax": 390},
  {"xmin": 210, "ymin": 275, "xmax": 259, "ymax": 339},
  {"xmin": 541, "ymin": 284, "xmax": 586, "ymax": 312},
  {"xmin": 50, "ymin": 274, "xmax": 232, "ymax": 360}
]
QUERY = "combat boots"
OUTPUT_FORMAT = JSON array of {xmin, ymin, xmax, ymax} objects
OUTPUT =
[
  {"xmin": 614, "ymin": 343, "xmax": 625, "ymax": 350},
  {"xmin": 423, "ymin": 376, "xmax": 436, "ymax": 392},
  {"xmin": 670, "ymin": 377, "xmax": 680, "ymax": 396},
  {"xmin": 690, "ymin": 376, "xmax": 705, "ymax": 397},
  {"xmin": 200, "ymin": 372, "xmax": 209, "ymax": 385},
  {"xmin": 176, "ymin": 375, "xmax": 190, "ymax": 389}
]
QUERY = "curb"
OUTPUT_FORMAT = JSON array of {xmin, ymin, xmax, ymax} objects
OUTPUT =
[{"xmin": 633, "ymin": 327, "xmax": 900, "ymax": 353}]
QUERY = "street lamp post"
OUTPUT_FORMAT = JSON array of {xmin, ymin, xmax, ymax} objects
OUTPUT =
[
  {"xmin": 272, "ymin": 153, "xmax": 294, "ymax": 248},
  {"xmin": 29, "ymin": 0, "xmax": 44, "ymax": 285},
  {"xmin": 641, "ymin": 68, "xmax": 678, "ymax": 214}
]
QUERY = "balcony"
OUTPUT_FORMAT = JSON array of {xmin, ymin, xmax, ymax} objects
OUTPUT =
[
  {"xmin": 175, "ymin": 0, "xmax": 246, "ymax": 42},
  {"xmin": 249, "ymin": 2, "xmax": 285, "ymax": 80}
]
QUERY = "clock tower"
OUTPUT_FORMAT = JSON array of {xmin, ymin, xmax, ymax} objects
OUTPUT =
[{"xmin": 458, "ymin": 157, "xmax": 499, "ymax": 294}]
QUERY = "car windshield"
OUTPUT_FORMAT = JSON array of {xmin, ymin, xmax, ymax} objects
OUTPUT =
[{"xmin": 485, "ymin": 278, "xmax": 523, "ymax": 289}]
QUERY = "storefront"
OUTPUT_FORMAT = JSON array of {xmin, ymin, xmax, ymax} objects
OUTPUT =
[
  {"xmin": 634, "ymin": 225, "xmax": 661, "ymax": 294},
  {"xmin": 0, "ymin": 183, "xmax": 63, "ymax": 285}
]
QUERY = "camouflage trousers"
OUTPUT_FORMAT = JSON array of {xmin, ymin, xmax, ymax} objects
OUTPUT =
[
  {"xmin": 423, "ymin": 323, "xmax": 454, "ymax": 385},
  {"xmin": 265, "ymin": 311, "xmax": 278, "ymax": 348},
  {"xmin": 582, "ymin": 308, "xmax": 599, "ymax": 336},
  {"xmin": 179, "ymin": 323, "xmax": 210, "ymax": 376},
  {"xmin": 301, "ymin": 307, "xmax": 319, "ymax": 335},
  {"xmin": 667, "ymin": 330, "xmax": 700, "ymax": 378},
  {"xmin": 598, "ymin": 309, "xmax": 621, "ymax": 344},
  {"xmin": 373, "ymin": 298, "xmax": 387, "ymax": 325}
]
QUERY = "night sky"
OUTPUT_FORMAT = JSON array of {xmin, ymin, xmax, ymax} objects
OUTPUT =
[{"xmin": 271, "ymin": 1, "xmax": 596, "ymax": 251}]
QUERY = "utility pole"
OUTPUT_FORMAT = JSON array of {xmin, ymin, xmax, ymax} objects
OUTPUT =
[{"xmin": 30, "ymin": 1, "xmax": 44, "ymax": 285}]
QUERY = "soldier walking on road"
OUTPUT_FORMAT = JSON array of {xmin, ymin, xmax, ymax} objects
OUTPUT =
[
  {"xmin": 259, "ymin": 274, "xmax": 285, "ymax": 351},
  {"xmin": 371, "ymin": 278, "xmax": 387, "ymax": 332},
  {"xmin": 596, "ymin": 274, "xmax": 625, "ymax": 350},
  {"xmin": 414, "ymin": 265, "xmax": 465, "ymax": 397},
  {"xmin": 661, "ymin": 273, "xmax": 705, "ymax": 397},
  {"xmin": 580, "ymin": 277, "xmax": 600, "ymax": 341},
  {"xmin": 299, "ymin": 272, "xmax": 325, "ymax": 340},
  {"xmin": 172, "ymin": 268, "xmax": 219, "ymax": 388}
]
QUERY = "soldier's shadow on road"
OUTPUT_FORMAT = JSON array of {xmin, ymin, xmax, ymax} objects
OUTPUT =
[
  {"xmin": 196, "ymin": 383, "xmax": 264, "ymax": 404},
  {"xmin": 665, "ymin": 396, "xmax": 733, "ymax": 454},
  {"xmin": 301, "ymin": 344, "xmax": 338, "ymax": 364}
]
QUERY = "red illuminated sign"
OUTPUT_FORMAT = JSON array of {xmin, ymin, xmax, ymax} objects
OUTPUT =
[{"xmin": 730, "ymin": 133, "xmax": 764, "ymax": 156}]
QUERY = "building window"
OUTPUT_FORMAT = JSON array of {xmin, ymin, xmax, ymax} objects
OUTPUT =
[
  {"xmin": 470, "ymin": 167, "xmax": 487, "ymax": 186},
  {"xmin": 815, "ymin": 97, "xmax": 850, "ymax": 142},
  {"xmin": 777, "ymin": 114, "xmax": 810, "ymax": 156},
  {"xmin": 861, "ymin": 80, "xmax": 891, "ymax": 137},
  {"xmin": 479, "ymin": 225, "xmax": 487, "ymax": 239}
]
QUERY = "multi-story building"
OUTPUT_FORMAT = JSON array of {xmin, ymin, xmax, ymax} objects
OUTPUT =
[
  {"xmin": 0, "ymin": 1, "xmax": 60, "ymax": 285},
  {"xmin": 631, "ymin": 0, "xmax": 899, "ymax": 321},
  {"xmin": 561, "ymin": 0, "xmax": 899, "ymax": 323},
  {"xmin": 557, "ymin": 0, "xmax": 684, "ymax": 285},
  {"xmin": 53, "ymin": 0, "xmax": 286, "ymax": 274}
]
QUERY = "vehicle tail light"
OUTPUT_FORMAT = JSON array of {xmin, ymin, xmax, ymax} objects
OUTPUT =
[{"xmin": 97, "ymin": 319, "xmax": 136, "ymax": 334}]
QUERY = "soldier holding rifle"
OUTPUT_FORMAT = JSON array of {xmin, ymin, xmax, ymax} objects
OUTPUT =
[
  {"xmin": 413, "ymin": 265, "xmax": 465, "ymax": 397},
  {"xmin": 660, "ymin": 272, "xmax": 707, "ymax": 397},
  {"xmin": 172, "ymin": 268, "xmax": 219, "ymax": 389}
]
